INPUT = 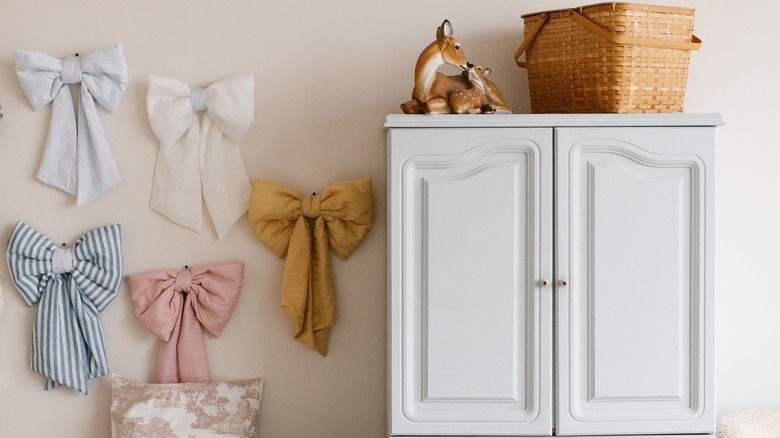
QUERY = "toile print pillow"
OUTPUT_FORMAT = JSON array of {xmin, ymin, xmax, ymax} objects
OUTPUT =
[{"xmin": 111, "ymin": 373, "xmax": 263, "ymax": 438}]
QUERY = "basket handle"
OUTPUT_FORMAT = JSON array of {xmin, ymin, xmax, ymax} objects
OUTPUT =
[
  {"xmin": 515, "ymin": 9, "xmax": 702, "ymax": 69},
  {"xmin": 514, "ymin": 13, "xmax": 549, "ymax": 68},
  {"xmin": 570, "ymin": 9, "xmax": 702, "ymax": 51}
]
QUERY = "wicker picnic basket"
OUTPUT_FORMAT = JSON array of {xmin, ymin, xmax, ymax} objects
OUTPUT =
[{"xmin": 515, "ymin": 3, "xmax": 701, "ymax": 113}]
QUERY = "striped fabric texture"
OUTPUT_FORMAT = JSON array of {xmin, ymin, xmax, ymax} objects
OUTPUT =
[{"xmin": 6, "ymin": 221, "xmax": 123, "ymax": 394}]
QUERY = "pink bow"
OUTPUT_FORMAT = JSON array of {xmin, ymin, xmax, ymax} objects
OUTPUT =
[{"xmin": 127, "ymin": 262, "xmax": 244, "ymax": 383}]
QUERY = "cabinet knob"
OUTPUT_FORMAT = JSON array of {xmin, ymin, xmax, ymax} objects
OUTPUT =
[
  {"xmin": 559, "ymin": 279, "xmax": 569, "ymax": 287},
  {"xmin": 539, "ymin": 279, "xmax": 550, "ymax": 287}
]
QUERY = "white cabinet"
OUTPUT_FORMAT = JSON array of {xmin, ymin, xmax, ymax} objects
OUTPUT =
[{"xmin": 386, "ymin": 114, "xmax": 721, "ymax": 438}]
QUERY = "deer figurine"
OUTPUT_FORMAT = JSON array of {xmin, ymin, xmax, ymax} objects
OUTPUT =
[
  {"xmin": 449, "ymin": 65, "xmax": 490, "ymax": 114},
  {"xmin": 450, "ymin": 65, "xmax": 514, "ymax": 114},
  {"xmin": 471, "ymin": 66, "xmax": 512, "ymax": 114},
  {"xmin": 400, "ymin": 19, "xmax": 471, "ymax": 114}
]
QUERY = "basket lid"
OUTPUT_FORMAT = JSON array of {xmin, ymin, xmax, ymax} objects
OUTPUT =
[{"xmin": 521, "ymin": 2, "xmax": 695, "ymax": 19}]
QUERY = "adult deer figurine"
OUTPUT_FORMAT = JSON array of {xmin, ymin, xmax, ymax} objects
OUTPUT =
[{"xmin": 400, "ymin": 19, "xmax": 470, "ymax": 114}]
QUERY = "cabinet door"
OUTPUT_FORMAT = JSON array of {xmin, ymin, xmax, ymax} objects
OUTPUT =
[
  {"xmin": 388, "ymin": 128, "xmax": 553, "ymax": 436},
  {"xmin": 556, "ymin": 127, "xmax": 715, "ymax": 435}
]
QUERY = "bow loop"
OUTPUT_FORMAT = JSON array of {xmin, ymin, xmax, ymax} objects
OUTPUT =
[
  {"xmin": 5, "ymin": 228, "xmax": 58, "ymax": 307},
  {"xmin": 14, "ymin": 49, "xmax": 65, "ymax": 110},
  {"xmin": 127, "ymin": 262, "xmax": 244, "ymax": 383},
  {"xmin": 248, "ymin": 178, "xmax": 374, "ymax": 355},
  {"xmin": 147, "ymin": 74, "xmax": 254, "ymax": 239},
  {"xmin": 6, "ymin": 221, "xmax": 123, "ymax": 394},
  {"xmin": 247, "ymin": 182, "xmax": 302, "ymax": 258},
  {"xmin": 70, "ymin": 226, "xmax": 125, "ymax": 312},
  {"xmin": 126, "ymin": 271, "xmax": 180, "ymax": 342},
  {"xmin": 15, "ymin": 44, "xmax": 127, "ymax": 205},
  {"xmin": 319, "ymin": 178, "xmax": 375, "ymax": 260},
  {"xmin": 147, "ymin": 76, "xmax": 197, "ymax": 148},
  {"xmin": 203, "ymin": 75, "xmax": 255, "ymax": 144},
  {"xmin": 78, "ymin": 44, "xmax": 129, "ymax": 112},
  {"xmin": 186, "ymin": 264, "xmax": 244, "ymax": 337}
]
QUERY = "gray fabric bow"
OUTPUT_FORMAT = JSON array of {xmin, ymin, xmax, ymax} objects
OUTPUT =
[{"xmin": 16, "ymin": 44, "xmax": 128, "ymax": 205}]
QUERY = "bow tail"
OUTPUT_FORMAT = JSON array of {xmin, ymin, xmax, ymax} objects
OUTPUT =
[
  {"xmin": 79, "ymin": 310, "xmax": 110, "ymax": 380},
  {"xmin": 32, "ymin": 278, "xmax": 90, "ymax": 394},
  {"xmin": 70, "ymin": 278, "xmax": 112, "ymax": 386},
  {"xmin": 37, "ymin": 87, "xmax": 78, "ymax": 196},
  {"xmin": 281, "ymin": 217, "xmax": 316, "ymax": 349},
  {"xmin": 150, "ymin": 119, "xmax": 204, "ymax": 233},
  {"xmin": 75, "ymin": 85, "xmax": 122, "ymax": 205},
  {"xmin": 154, "ymin": 305, "xmax": 183, "ymax": 384},
  {"xmin": 176, "ymin": 294, "xmax": 211, "ymax": 382},
  {"xmin": 310, "ymin": 217, "xmax": 336, "ymax": 356},
  {"xmin": 200, "ymin": 116, "xmax": 251, "ymax": 240}
]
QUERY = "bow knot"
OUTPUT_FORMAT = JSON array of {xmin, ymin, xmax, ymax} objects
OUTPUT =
[
  {"xmin": 248, "ymin": 178, "xmax": 373, "ymax": 356},
  {"xmin": 189, "ymin": 87, "xmax": 207, "ymax": 112},
  {"xmin": 61, "ymin": 56, "xmax": 83, "ymax": 84},
  {"xmin": 6, "ymin": 221, "xmax": 123, "ymax": 394},
  {"xmin": 302, "ymin": 194, "xmax": 322, "ymax": 218},
  {"xmin": 147, "ymin": 75, "xmax": 254, "ymax": 239},
  {"xmin": 174, "ymin": 268, "xmax": 193, "ymax": 293},
  {"xmin": 51, "ymin": 247, "xmax": 74, "ymax": 274},
  {"xmin": 15, "ymin": 44, "xmax": 128, "ymax": 205},
  {"xmin": 127, "ymin": 262, "xmax": 244, "ymax": 383}
]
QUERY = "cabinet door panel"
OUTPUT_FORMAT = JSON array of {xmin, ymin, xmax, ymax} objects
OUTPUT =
[
  {"xmin": 388, "ymin": 128, "xmax": 553, "ymax": 436},
  {"xmin": 556, "ymin": 127, "xmax": 715, "ymax": 435}
]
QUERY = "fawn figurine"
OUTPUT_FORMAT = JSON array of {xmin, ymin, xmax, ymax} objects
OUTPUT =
[
  {"xmin": 471, "ymin": 66, "xmax": 512, "ymax": 113},
  {"xmin": 450, "ymin": 65, "xmax": 513, "ymax": 114},
  {"xmin": 449, "ymin": 65, "xmax": 490, "ymax": 114}
]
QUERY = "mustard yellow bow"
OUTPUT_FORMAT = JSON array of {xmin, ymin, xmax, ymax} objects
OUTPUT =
[{"xmin": 248, "ymin": 178, "xmax": 373, "ymax": 355}]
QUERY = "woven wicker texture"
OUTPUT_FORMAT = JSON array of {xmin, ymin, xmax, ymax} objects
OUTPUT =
[{"xmin": 520, "ymin": 3, "xmax": 697, "ymax": 113}]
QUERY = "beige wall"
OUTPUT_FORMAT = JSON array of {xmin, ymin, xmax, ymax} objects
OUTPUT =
[{"xmin": 0, "ymin": 0, "xmax": 777, "ymax": 436}]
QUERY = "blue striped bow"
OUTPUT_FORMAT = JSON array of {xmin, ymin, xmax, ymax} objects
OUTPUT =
[{"xmin": 6, "ymin": 221, "xmax": 123, "ymax": 394}]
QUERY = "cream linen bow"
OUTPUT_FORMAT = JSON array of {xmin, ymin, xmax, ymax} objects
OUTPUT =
[
  {"xmin": 248, "ymin": 178, "xmax": 374, "ymax": 356},
  {"xmin": 147, "ymin": 75, "xmax": 254, "ymax": 239},
  {"xmin": 15, "ymin": 44, "xmax": 128, "ymax": 205},
  {"xmin": 126, "ymin": 262, "xmax": 244, "ymax": 383}
]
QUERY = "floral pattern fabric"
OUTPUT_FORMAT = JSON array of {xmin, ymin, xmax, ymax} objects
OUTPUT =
[{"xmin": 111, "ymin": 374, "xmax": 263, "ymax": 438}]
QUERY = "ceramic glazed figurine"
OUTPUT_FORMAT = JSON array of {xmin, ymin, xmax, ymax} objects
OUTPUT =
[
  {"xmin": 470, "ymin": 66, "xmax": 512, "ymax": 114},
  {"xmin": 400, "ymin": 19, "xmax": 470, "ymax": 114},
  {"xmin": 449, "ymin": 65, "xmax": 512, "ymax": 114},
  {"xmin": 449, "ymin": 65, "xmax": 490, "ymax": 114},
  {"xmin": 400, "ymin": 21, "xmax": 513, "ymax": 114}
]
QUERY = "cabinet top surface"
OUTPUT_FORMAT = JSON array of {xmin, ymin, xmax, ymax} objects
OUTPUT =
[{"xmin": 384, "ymin": 113, "xmax": 724, "ymax": 129}]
